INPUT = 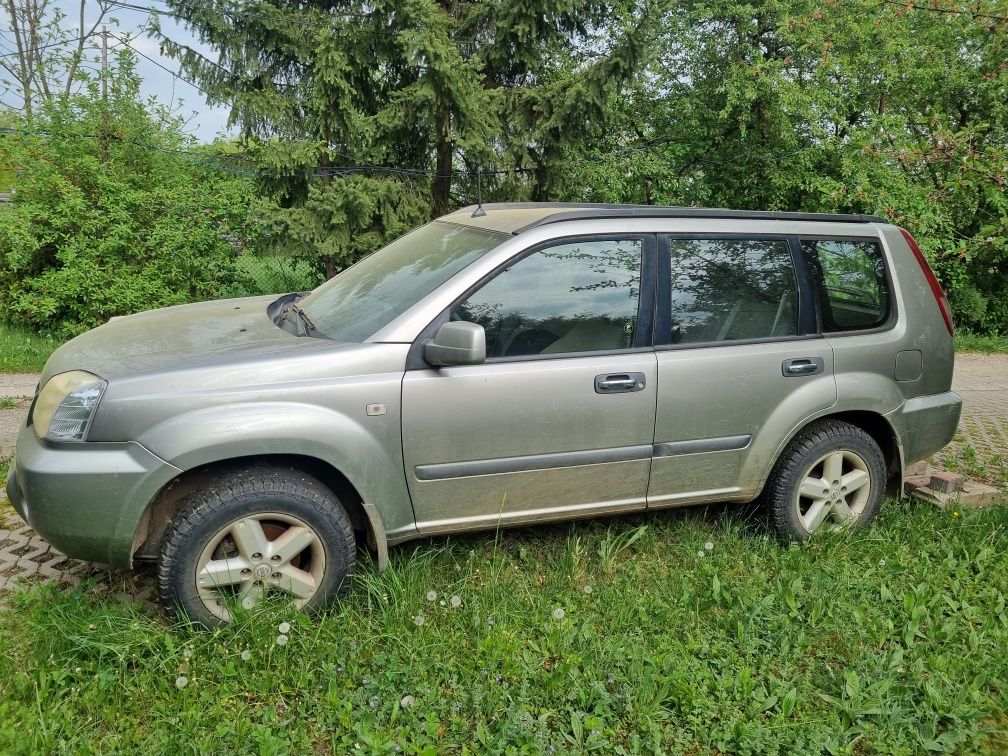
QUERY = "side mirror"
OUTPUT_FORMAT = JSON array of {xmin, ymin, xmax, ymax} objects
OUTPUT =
[{"xmin": 425, "ymin": 321, "xmax": 486, "ymax": 367}]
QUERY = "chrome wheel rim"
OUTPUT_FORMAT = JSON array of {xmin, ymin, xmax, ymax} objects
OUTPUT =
[
  {"xmin": 194, "ymin": 512, "xmax": 326, "ymax": 622},
  {"xmin": 795, "ymin": 449, "xmax": 872, "ymax": 535}
]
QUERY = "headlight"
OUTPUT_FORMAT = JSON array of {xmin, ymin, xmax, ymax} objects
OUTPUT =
[{"xmin": 32, "ymin": 371, "xmax": 106, "ymax": 441}]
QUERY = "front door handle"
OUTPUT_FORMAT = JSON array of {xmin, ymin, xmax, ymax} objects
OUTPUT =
[
  {"xmin": 782, "ymin": 357, "xmax": 825, "ymax": 377},
  {"xmin": 595, "ymin": 372, "xmax": 646, "ymax": 394}
]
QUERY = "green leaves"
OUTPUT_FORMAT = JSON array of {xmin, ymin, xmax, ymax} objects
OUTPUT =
[{"xmin": 0, "ymin": 57, "xmax": 257, "ymax": 336}]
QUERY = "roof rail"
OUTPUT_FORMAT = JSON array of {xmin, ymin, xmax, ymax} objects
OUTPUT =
[
  {"xmin": 493, "ymin": 204, "xmax": 888, "ymax": 233},
  {"xmin": 449, "ymin": 203, "xmax": 888, "ymax": 234}
]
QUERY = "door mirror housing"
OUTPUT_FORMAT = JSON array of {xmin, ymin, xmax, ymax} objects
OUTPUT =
[{"xmin": 425, "ymin": 321, "xmax": 486, "ymax": 367}]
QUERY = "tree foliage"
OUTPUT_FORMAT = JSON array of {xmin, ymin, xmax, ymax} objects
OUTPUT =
[
  {"xmin": 558, "ymin": 0, "xmax": 1008, "ymax": 332},
  {"xmin": 1, "ymin": 0, "xmax": 118, "ymax": 117},
  {"xmin": 0, "ymin": 54, "xmax": 256, "ymax": 336},
  {"xmin": 156, "ymin": 0, "xmax": 661, "ymax": 276}
]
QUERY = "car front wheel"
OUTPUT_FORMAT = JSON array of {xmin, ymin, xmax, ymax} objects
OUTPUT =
[
  {"xmin": 764, "ymin": 420, "xmax": 886, "ymax": 543},
  {"xmin": 158, "ymin": 466, "xmax": 356, "ymax": 627}
]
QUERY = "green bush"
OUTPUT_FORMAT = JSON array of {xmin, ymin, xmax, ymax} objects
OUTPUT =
[{"xmin": 0, "ymin": 54, "xmax": 257, "ymax": 338}]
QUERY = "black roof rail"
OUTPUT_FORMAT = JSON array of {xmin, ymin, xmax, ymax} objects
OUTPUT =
[{"xmin": 452, "ymin": 203, "xmax": 888, "ymax": 234}]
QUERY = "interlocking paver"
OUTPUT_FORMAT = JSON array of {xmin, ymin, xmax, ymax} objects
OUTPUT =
[{"xmin": 1, "ymin": 354, "xmax": 1005, "ymax": 607}]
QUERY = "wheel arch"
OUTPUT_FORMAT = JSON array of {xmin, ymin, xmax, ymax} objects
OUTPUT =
[
  {"xmin": 131, "ymin": 454, "xmax": 390, "ymax": 570},
  {"xmin": 757, "ymin": 409, "xmax": 903, "ymax": 499}
]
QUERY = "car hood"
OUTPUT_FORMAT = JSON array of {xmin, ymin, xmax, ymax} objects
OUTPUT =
[{"xmin": 41, "ymin": 295, "xmax": 332, "ymax": 385}]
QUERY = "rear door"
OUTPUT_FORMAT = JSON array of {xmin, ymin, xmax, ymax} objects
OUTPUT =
[
  {"xmin": 401, "ymin": 235, "xmax": 659, "ymax": 534},
  {"xmin": 647, "ymin": 234, "xmax": 837, "ymax": 507}
]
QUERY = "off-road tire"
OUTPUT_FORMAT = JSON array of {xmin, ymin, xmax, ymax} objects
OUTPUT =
[
  {"xmin": 158, "ymin": 466, "xmax": 355, "ymax": 628},
  {"xmin": 763, "ymin": 420, "xmax": 886, "ymax": 544}
]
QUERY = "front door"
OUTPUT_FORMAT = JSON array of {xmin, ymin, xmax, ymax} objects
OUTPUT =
[
  {"xmin": 647, "ymin": 234, "xmax": 837, "ymax": 506},
  {"xmin": 401, "ymin": 235, "xmax": 658, "ymax": 534}
]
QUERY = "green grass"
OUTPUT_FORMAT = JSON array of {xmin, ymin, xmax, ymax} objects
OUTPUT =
[
  {"xmin": 956, "ymin": 330, "xmax": 1008, "ymax": 354},
  {"xmin": 2, "ymin": 500, "xmax": 1007, "ymax": 753},
  {"xmin": 0, "ymin": 321, "xmax": 63, "ymax": 373}
]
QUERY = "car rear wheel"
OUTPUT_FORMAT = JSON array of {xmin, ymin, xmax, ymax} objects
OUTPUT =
[
  {"xmin": 764, "ymin": 420, "xmax": 886, "ymax": 543},
  {"xmin": 158, "ymin": 466, "xmax": 355, "ymax": 628}
]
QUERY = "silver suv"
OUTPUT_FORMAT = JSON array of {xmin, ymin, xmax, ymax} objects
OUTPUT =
[{"xmin": 6, "ymin": 203, "xmax": 962, "ymax": 626}]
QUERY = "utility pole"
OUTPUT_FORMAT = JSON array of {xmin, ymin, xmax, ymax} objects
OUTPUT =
[
  {"xmin": 101, "ymin": 26, "xmax": 108, "ymax": 105},
  {"xmin": 100, "ymin": 26, "xmax": 109, "ymax": 161}
]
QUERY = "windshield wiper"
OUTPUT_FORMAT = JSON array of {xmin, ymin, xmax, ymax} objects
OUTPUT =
[{"xmin": 281, "ymin": 299, "xmax": 318, "ymax": 337}]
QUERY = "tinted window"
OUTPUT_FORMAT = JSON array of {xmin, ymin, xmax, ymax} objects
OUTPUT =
[
  {"xmin": 802, "ymin": 239, "xmax": 889, "ymax": 331},
  {"xmin": 300, "ymin": 222, "xmax": 506, "ymax": 342},
  {"xmin": 453, "ymin": 239, "xmax": 642, "ymax": 358},
  {"xmin": 667, "ymin": 238, "xmax": 799, "ymax": 344}
]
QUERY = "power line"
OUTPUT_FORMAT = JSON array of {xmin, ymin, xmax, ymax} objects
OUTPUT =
[
  {"xmin": 107, "ymin": 32, "xmax": 213, "ymax": 99},
  {"xmin": 108, "ymin": 1, "xmax": 175, "ymax": 17},
  {"xmin": 0, "ymin": 122, "xmax": 819, "ymax": 182},
  {"xmin": 0, "ymin": 33, "xmax": 96, "ymax": 59}
]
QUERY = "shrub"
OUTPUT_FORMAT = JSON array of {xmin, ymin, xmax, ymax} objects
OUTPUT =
[{"xmin": 0, "ymin": 54, "xmax": 257, "ymax": 338}]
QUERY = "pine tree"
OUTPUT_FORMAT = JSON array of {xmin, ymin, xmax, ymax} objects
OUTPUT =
[{"xmin": 156, "ymin": 0, "xmax": 660, "ymax": 275}]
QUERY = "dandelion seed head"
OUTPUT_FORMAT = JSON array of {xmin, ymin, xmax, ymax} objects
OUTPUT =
[
  {"xmin": 879, "ymin": 559, "xmax": 886, "ymax": 567},
  {"xmin": 583, "ymin": 585, "xmax": 593, "ymax": 594},
  {"xmin": 240, "ymin": 649, "xmax": 252, "ymax": 661},
  {"xmin": 400, "ymin": 695, "xmax": 415, "ymax": 709},
  {"xmin": 704, "ymin": 541, "xmax": 714, "ymax": 551},
  {"xmin": 450, "ymin": 595, "xmax": 462, "ymax": 608},
  {"xmin": 552, "ymin": 607, "xmax": 565, "ymax": 620},
  {"xmin": 413, "ymin": 614, "xmax": 425, "ymax": 627},
  {"xmin": 175, "ymin": 675, "xmax": 188, "ymax": 689},
  {"xmin": 426, "ymin": 590, "xmax": 438, "ymax": 602},
  {"xmin": 276, "ymin": 634, "xmax": 289, "ymax": 646},
  {"xmin": 278, "ymin": 621, "xmax": 291, "ymax": 634},
  {"xmin": 697, "ymin": 550, "xmax": 705, "ymax": 558}
]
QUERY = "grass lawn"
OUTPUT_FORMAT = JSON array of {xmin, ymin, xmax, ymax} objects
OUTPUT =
[
  {"xmin": 0, "ymin": 322, "xmax": 64, "ymax": 373},
  {"xmin": 1, "ymin": 499, "xmax": 1007, "ymax": 753},
  {"xmin": 955, "ymin": 330, "xmax": 1008, "ymax": 354}
]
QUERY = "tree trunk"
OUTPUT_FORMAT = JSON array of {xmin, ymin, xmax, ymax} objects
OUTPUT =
[{"xmin": 432, "ymin": 103, "xmax": 452, "ymax": 216}]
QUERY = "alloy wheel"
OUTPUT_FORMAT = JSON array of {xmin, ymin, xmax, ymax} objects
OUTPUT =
[
  {"xmin": 194, "ymin": 512, "xmax": 326, "ymax": 622},
  {"xmin": 794, "ymin": 449, "xmax": 873, "ymax": 535}
]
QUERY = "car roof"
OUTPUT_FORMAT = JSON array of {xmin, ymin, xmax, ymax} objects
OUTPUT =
[{"xmin": 438, "ymin": 202, "xmax": 887, "ymax": 236}]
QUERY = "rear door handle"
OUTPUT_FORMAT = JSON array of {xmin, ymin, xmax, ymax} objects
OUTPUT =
[
  {"xmin": 595, "ymin": 372, "xmax": 646, "ymax": 394},
  {"xmin": 782, "ymin": 357, "xmax": 824, "ymax": 377}
]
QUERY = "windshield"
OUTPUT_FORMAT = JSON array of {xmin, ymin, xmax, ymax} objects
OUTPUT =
[{"xmin": 298, "ymin": 221, "xmax": 506, "ymax": 342}]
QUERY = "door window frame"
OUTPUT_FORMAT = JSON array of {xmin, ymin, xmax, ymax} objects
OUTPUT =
[
  {"xmin": 653, "ymin": 233, "xmax": 821, "ymax": 351},
  {"xmin": 406, "ymin": 233, "xmax": 658, "ymax": 369}
]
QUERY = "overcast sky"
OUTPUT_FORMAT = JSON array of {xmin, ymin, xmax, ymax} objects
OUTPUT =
[{"xmin": 59, "ymin": 0, "xmax": 234, "ymax": 141}]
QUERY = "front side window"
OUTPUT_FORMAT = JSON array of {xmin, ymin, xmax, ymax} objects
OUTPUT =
[
  {"xmin": 452, "ymin": 238, "xmax": 643, "ymax": 358},
  {"xmin": 299, "ymin": 222, "xmax": 507, "ymax": 342},
  {"xmin": 667, "ymin": 238, "xmax": 799, "ymax": 344},
  {"xmin": 802, "ymin": 239, "xmax": 890, "ymax": 331}
]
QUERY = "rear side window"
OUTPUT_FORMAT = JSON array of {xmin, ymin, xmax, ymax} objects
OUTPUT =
[
  {"xmin": 667, "ymin": 238, "xmax": 799, "ymax": 344},
  {"xmin": 802, "ymin": 239, "xmax": 890, "ymax": 332}
]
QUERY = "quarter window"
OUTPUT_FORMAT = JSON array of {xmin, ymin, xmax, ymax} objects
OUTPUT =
[
  {"xmin": 667, "ymin": 238, "xmax": 799, "ymax": 344},
  {"xmin": 452, "ymin": 238, "xmax": 642, "ymax": 358},
  {"xmin": 802, "ymin": 239, "xmax": 889, "ymax": 331}
]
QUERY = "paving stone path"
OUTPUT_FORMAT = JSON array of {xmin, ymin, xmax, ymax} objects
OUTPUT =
[{"xmin": 2, "ymin": 354, "xmax": 1006, "ymax": 608}]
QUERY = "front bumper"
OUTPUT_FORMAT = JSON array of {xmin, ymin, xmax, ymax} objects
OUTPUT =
[{"xmin": 5, "ymin": 426, "xmax": 182, "ymax": 568}]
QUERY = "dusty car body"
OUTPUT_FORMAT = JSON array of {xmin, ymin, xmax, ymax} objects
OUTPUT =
[{"xmin": 7, "ymin": 203, "xmax": 961, "ymax": 625}]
